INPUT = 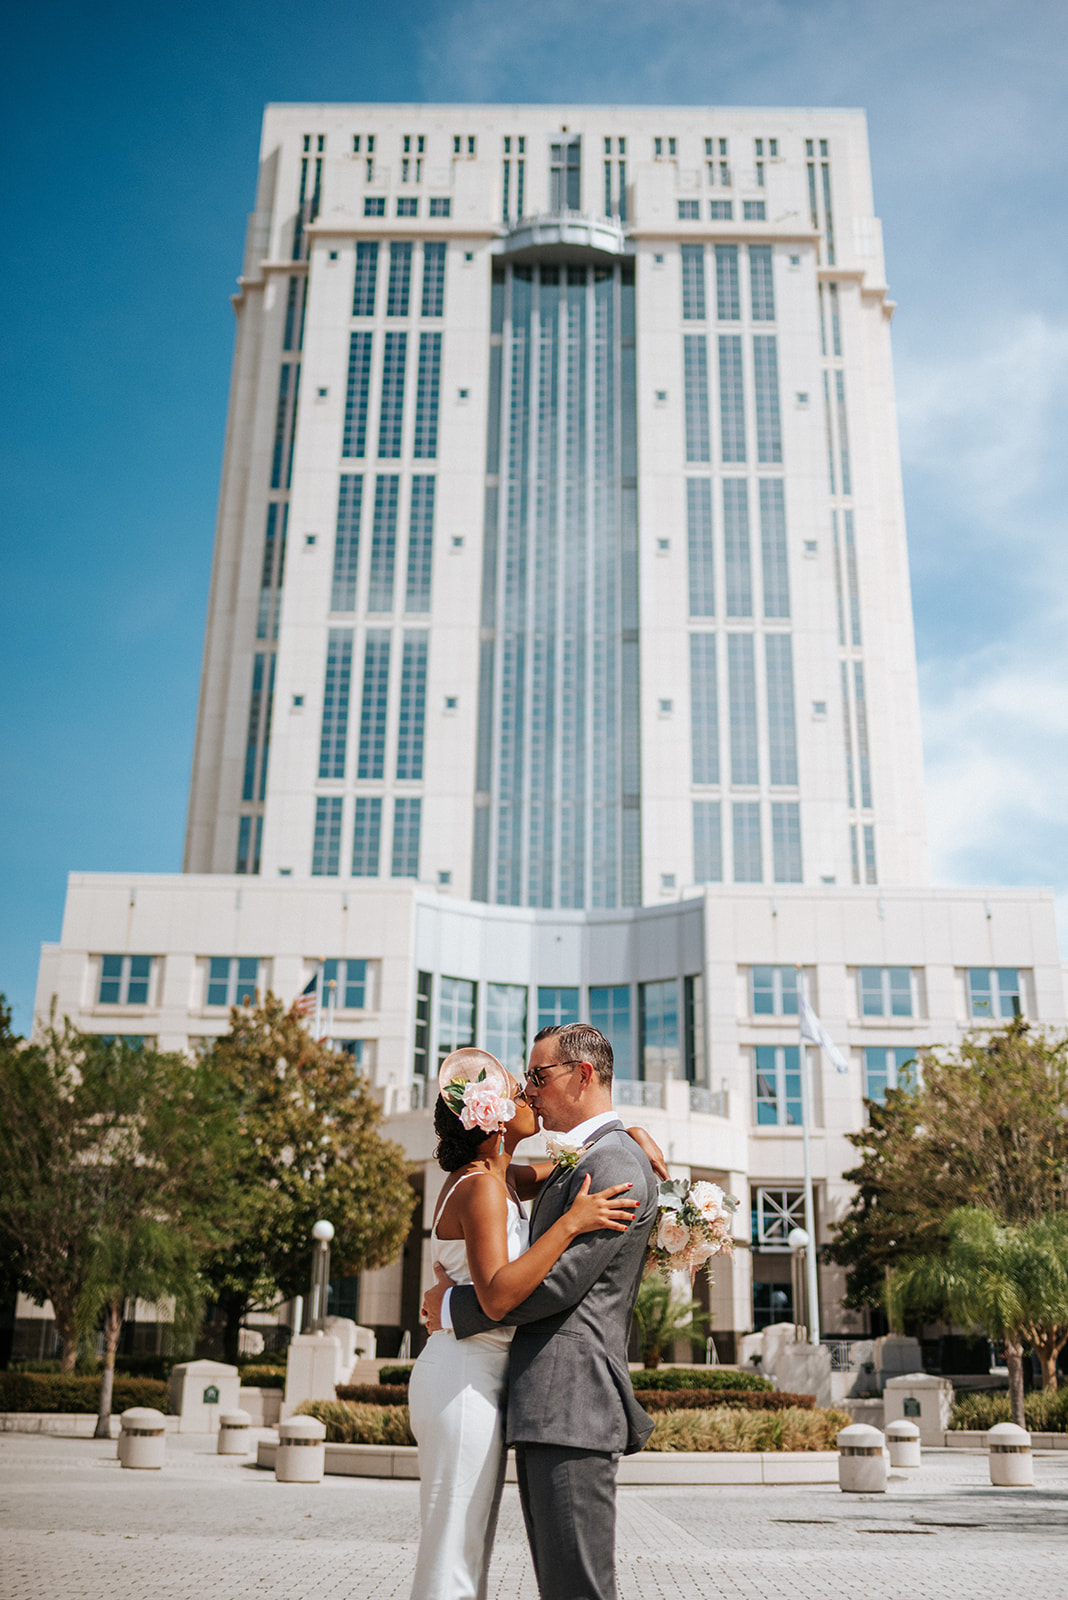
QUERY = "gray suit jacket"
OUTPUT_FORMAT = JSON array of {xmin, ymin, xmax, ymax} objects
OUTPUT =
[{"xmin": 450, "ymin": 1120, "xmax": 658, "ymax": 1455}]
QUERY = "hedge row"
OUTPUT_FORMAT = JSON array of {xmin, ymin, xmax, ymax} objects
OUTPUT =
[
  {"xmin": 376, "ymin": 1363, "xmax": 774, "ymax": 1395},
  {"xmin": 950, "ymin": 1388, "xmax": 1068, "ymax": 1433},
  {"xmin": 336, "ymin": 1383, "xmax": 410, "ymax": 1406},
  {"xmin": 639, "ymin": 1389, "xmax": 816, "ymax": 1413},
  {"xmin": 0, "ymin": 1373, "xmax": 170, "ymax": 1414}
]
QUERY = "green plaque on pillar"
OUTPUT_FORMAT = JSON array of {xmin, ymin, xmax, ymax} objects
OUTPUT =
[
  {"xmin": 203, "ymin": 1384, "xmax": 220, "ymax": 1404},
  {"xmin": 903, "ymin": 1396, "xmax": 920, "ymax": 1418}
]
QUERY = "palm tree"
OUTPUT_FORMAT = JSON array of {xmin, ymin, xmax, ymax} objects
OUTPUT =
[
  {"xmin": 887, "ymin": 1208, "xmax": 1068, "ymax": 1428},
  {"xmin": 632, "ymin": 1275, "xmax": 712, "ymax": 1369}
]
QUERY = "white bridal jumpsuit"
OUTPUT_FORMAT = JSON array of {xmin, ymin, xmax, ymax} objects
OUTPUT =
[{"xmin": 407, "ymin": 1176, "xmax": 529, "ymax": 1600}]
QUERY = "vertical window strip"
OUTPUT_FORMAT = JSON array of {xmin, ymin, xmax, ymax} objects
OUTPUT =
[
  {"xmin": 252, "ymin": 814, "xmax": 263, "ymax": 875},
  {"xmin": 733, "ymin": 800, "xmax": 763, "ymax": 883},
  {"xmin": 689, "ymin": 632, "xmax": 720, "ymax": 785},
  {"xmin": 270, "ymin": 365, "xmax": 291, "ymax": 489},
  {"xmin": 242, "ymin": 654, "xmax": 264, "ymax": 802},
  {"xmin": 617, "ymin": 160, "xmax": 626, "ymax": 222},
  {"xmin": 391, "ymin": 796, "xmax": 421, "ymax": 878},
  {"xmin": 818, "ymin": 283, "xmax": 827, "ymax": 356},
  {"xmin": 503, "ymin": 158, "xmax": 512, "ymax": 223},
  {"xmin": 603, "ymin": 159, "xmax": 612, "ymax": 219},
  {"xmin": 840, "ymin": 661, "xmax": 856, "ymax": 809},
  {"xmin": 351, "ymin": 796, "xmax": 382, "ymax": 876},
  {"xmin": 387, "ymin": 241, "xmax": 412, "ymax": 316},
  {"xmin": 822, "ymin": 370, "xmax": 837, "ymax": 493},
  {"xmin": 517, "ymin": 159, "xmax": 525, "ymax": 218},
  {"xmin": 681, "ymin": 245, "xmax": 706, "ymax": 320},
  {"xmin": 683, "ymin": 335, "xmax": 711, "ymax": 462},
  {"xmin": 693, "ymin": 799, "xmax": 723, "ymax": 882},
  {"xmin": 749, "ymin": 245, "xmax": 775, "ymax": 321},
  {"xmin": 715, "ymin": 245, "xmax": 740, "ymax": 320},
  {"xmin": 317, "ymin": 629, "xmax": 353, "ymax": 780},
  {"xmin": 258, "ymin": 654, "xmax": 276, "ymax": 802},
  {"xmin": 765, "ymin": 634, "xmax": 798, "ymax": 785},
  {"xmin": 753, "ymin": 335, "xmax": 782, "ymax": 464},
  {"xmin": 312, "ymin": 796, "xmax": 343, "ymax": 876},
  {"xmin": 835, "ymin": 370, "xmax": 852, "ymax": 494},
  {"xmin": 331, "ymin": 474, "xmax": 363, "ymax": 612},
  {"xmin": 413, "ymin": 331, "xmax": 442, "ymax": 458},
  {"xmin": 357, "ymin": 630, "xmax": 391, "ymax": 780},
  {"xmin": 829, "ymin": 281, "xmax": 842, "ymax": 356},
  {"xmin": 396, "ymin": 631, "xmax": 428, "ymax": 780},
  {"xmin": 844, "ymin": 510, "xmax": 862, "ymax": 645},
  {"xmin": 759, "ymin": 479, "xmax": 790, "ymax": 618},
  {"xmin": 718, "ymin": 334, "xmax": 746, "ymax": 462},
  {"xmin": 686, "ymin": 478, "xmax": 715, "ymax": 616},
  {"xmin": 723, "ymin": 478, "xmax": 753, "ymax": 618},
  {"xmin": 854, "ymin": 661, "xmax": 872, "ymax": 808},
  {"xmin": 863, "ymin": 823, "xmax": 877, "ymax": 884},
  {"xmin": 283, "ymin": 275, "xmax": 306, "ymax": 351},
  {"xmin": 771, "ymin": 801, "xmax": 802, "ymax": 882},
  {"xmin": 236, "ymin": 815, "xmax": 252, "ymax": 875},
  {"xmin": 832, "ymin": 511, "xmax": 846, "ymax": 645},
  {"xmin": 257, "ymin": 503, "xmax": 279, "ymax": 640},
  {"xmin": 368, "ymin": 475, "xmax": 399, "ymax": 611},
  {"xmin": 342, "ymin": 331, "xmax": 373, "ymax": 457},
  {"xmin": 421, "ymin": 241, "xmax": 446, "ymax": 317},
  {"xmin": 352, "ymin": 241, "xmax": 379, "ymax": 317},
  {"xmin": 821, "ymin": 162, "xmax": 836, "ymax": 265},
  {"xmin": 727, "ymin": 633, "xmax": 759, "ymax": 785},
  {"xmin": 807, "ymin": 162, "xmax": 819, "ymax": 233},
  {"xmin": 378, "ymin": 332, "xmax": 407, "ymax": 459},
  {"xmin": 850, "ymin": 822, "xmax": 861, "ymax": 884},
  {"xmin": 405, "ymin": 475, "xmax": 435, "ymax": 612}
]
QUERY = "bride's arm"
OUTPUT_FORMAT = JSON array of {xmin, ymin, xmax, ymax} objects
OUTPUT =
[{"xmin": 452, "ymin": 1172, "xmax": 639, "ymax": 1321}]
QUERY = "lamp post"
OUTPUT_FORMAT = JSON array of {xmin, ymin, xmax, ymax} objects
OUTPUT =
[
  {"xmin": 788, "ymin": 1226, "xmax": 811, "ymax": 1342},
  {"xmin": 308, "ymin": 1219, "xmax": 334, "ymax": 1332}
]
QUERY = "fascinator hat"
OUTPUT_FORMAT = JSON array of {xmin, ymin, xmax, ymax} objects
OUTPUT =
[{"xmin": 438, "ymin": 1047, "xmax": 517, "ymax": 1135}]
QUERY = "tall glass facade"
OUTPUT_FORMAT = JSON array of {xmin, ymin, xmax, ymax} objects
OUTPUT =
[{"xmin": 475, "ymin": 258, "xmax": 640, "ymax": 910}]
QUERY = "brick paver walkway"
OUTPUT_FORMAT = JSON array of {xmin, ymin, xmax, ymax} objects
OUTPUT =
[{"xmin": 2, "ymin": 1432, "xmax": 1066, "ymax": 1599}]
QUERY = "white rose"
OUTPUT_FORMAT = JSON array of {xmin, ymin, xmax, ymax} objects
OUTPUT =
[
  {"xmin": 657, "ymin": 1216, "xmax": 690, "ymax": 1253},
  {"xmin": 689, "ymin": 1181, "xmax": 726, "ymax": 1221}
]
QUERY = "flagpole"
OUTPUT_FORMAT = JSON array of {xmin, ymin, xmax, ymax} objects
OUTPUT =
[{"xmin": 795, "ymin": 965, "xmax": 821, "ymax": 1346}]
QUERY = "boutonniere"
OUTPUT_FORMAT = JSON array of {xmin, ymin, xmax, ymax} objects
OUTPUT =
[{"xmin": 542, "ymin": 1127, "xmax": 590, "ymax": 1170}]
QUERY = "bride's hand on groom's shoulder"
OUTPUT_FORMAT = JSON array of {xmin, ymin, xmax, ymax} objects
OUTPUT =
[{"xmin": 625, "ymin": 1126, "xmax": 668, "ymax": 1179}]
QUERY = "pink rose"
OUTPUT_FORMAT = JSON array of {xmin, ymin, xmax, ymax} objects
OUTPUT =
[
  {"xmin": 689, "ymin": 1181, "xmax": 726, "ymax": 1222},
  {"xmin": 688, "ymin": 1238, "xmax": 717, "ymax": 1265},
  {"xmin": 657, "ymin": 1215, "xmax": 690, "ymax": 1253},
  {"xmin": 459, "ymin": 1083, "xmax": 516, "ymax": 1133}
]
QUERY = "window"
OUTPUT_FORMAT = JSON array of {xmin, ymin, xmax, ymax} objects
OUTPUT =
[
  {"xmin": 718, "ymin": 335, "xmax": 746, "ymax": 462},
  {"xmin": 677, "ymin": 200, "xmax": 699, "ymax": 220},
  {"xmin": 589, "ymin": 985, "xmax": 632, "ymax": 1078},
  {"xmin": 332, "ymin": 475, "xmax": 363, "ymax": 610},
  {"xmin": 205, "ymin": 956, "xmax": 260, "ymax": 1008},
  {"xmin": 687, "ymin": 477, "xmax": 714, "ymax": 616},
  {"xmin": 395, "ymin": 630, "xmax": 428, "ymax": 780},
  {"xmin": 377, "ymin": 333, "xmax": 407, "ymax": 459},
  {"xmin": 709, "ymin": 201, "xmax": 733, "ymax": 220},
  {"xmin": 363, "ymin": 196, "xmax": 385, "ymax": 217},
  {"xmin": 351, "ymin": 796, "xmax": 382, "ymax": 876},
  {"xmin": 357, "ymin": 630, "xmax": 391, "ymax": 778},
  {"xmin": 312, "ymin": 796, "xmax": 343, "ymax": 876},
  {"xmin": 550, "ymin": 138, "xmax": 581, "ymax": 210},
  {"xmin": 733, "ymin": 800, "xmax": 762, "ymax": 882},
  {"xmin": 759, "ymin": 479, "xmax": 790, "ymax": 619},
  {"xmin": 864, "ymin": 1046, "xmax": 918, "ymax": 1104},
  {"xmin": 368, "ymin": 475, "xmax": 399, "ymax": 609},
  {"xmin": 537, "ymin": 987, "xmax": 579, "ymax": 1029},
  {"xmin": 771, "ymin": 801, "xmax": 802, "ymax": 882},
  {"xmin": 727, "ymin": 633, "xmax": 758, "ymax": 783},
  {"xmin": 413, "ymin": 331, "xmax": 442, "ymax": 458},
  {"xmin": 485, "ymin": 983, "xmax": 528, "ymax": 1073},
  {"xmin": 429, "ymin": 197, "xmax": 451, "ymax": 217},
  {"xmin": 714, "ymin": 245, "xmax": 740, "ymax": 321},
  {"xmin": 752, "ymin": 335, "xmax": 782, "ymax": 464},
  {"xmin": 859, "ymin": 967, "xmax": 914, "ymax": 1018},
  {"xmin": 751, "ymin": 965, "xmax": 799, "ymax": 1017},
  {"xmin": 684, "ymin": 974, "xmax": 704, "ymax": 1083},
  {"xmin": 683, "ymin": 335, "xmax": 710, "ymax": 462},
  {"xmin": 396, "ymin": 197, "xmax": 418, "ymax": 217},
  {"xmin": 439, "ymin": 976, "xmax": 476, "ymax": 1067},
  {"xmin": 968, "ymin": 968, "xmax": 1022, "ymax": 1021},
  {"xmin": 320, "ymin": 958, "xmax": 368, "ymax": 1010},
  {"xmin": 693, "ymin": 800, "xmax": 723, "ymax": 883},
  {"xmin": 386, "ymin": 242, "xmax": 413, "ymax": 317},
  {"xmin": 236, "ymin": 814, "xmax": 263, "ymax": 876},
  {"xmin": 98, "ymin": 954, "xmax": 153, "ymax": 1006},
  {"xmin": 723, "ymin": 478, "xmax": 751, "ymax": 618},
  {"xmin": 754, "ymin": 1281, "xmax": 793, "ymax": 1329},
  {"xmin": 342, "ymin": 333, "xmax": 373, "ymax": 458},
  {"xmin": 405, "ymin": 475, "xmax": 435, "ymax": 613},
  {"xmin": 421, "ymin": 241, "xmax": 446, "ymax": 317},
  {"xmin": 690, "ymin": 633, "xmax": 719, "ymax": 784},
  {"xmin": 754, "ymin": 1045, "xmax": 803, "ymax": 1125},
  {"xmin": 681, "ymin": 244, "xmax": 705, "ymax": 319},
  {"xmin": 352, "ymin": 242, "xmax": 378, "ymax": 317},
  {"xmin": 640, "ymin": 980, "xmax": 680, "ymax": 1082},
  {"xmin": 743, "ymin": 201, "xmax": 766, "ymax": 221},
  {"xmin": 752, "ymin": 1187, "xmax": 805, "ymax": 1247},
  {"xmin": 413, "ymin": 970, "xmax": 432, "ymax": 1081},
  {"xmin": 749, "ymin": 245, "xmax": 775, "ymax": 321},
  {"xmin": 391, "ymin": 796, "xmax": 421, "ymax": 878},
  {"xmin": 318, "ymin": 629, "xmax": 353, "ymax": 779},
  {"xmin": 765, "ymin": 635, "xmax": 798, "ymax": 785}
]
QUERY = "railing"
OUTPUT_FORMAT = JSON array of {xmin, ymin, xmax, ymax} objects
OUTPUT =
[
  {"xmin": 689, "ymin": 1087, "xmax": 729, "ymax": 1118},
  {"xmin": 821, "ymin": 1338, "xmax": 874, "ymax": 1372},
  {"xmin": 612, "ymin": 1081, "xmax": 664, "ymax": 1109}
]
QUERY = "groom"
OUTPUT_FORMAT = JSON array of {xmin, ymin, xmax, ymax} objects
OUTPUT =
[{"xmin": 422, "ymin": 1022, "xmax": 659, "ymax": 1600}]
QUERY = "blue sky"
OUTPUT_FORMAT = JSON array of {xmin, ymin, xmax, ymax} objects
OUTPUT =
[{"xmin": 3, "ymin": 0, "xmax": 1067, "ymax": 1031}]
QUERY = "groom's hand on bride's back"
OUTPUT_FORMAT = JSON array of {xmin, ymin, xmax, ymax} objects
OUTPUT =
[{"xmin": 421, "ymin": 1261, "xmax": 456, "ymax": 1334}]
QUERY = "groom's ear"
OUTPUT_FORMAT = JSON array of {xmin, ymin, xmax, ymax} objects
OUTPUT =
[{"xmin": 576, "ymin": 1059, "xmax": 595, "ymax": 1089}]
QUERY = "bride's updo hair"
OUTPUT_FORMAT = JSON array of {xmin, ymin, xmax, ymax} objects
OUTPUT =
[{"xmin": 433, "ymin": 1094, "xmax": 490, "ymax": 1172}]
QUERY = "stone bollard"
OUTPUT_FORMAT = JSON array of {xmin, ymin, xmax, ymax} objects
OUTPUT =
[
  {"xmin": 118, "ymin": 1407, "xmax": 167, "ymax": 1470},
  {"xmin": 886, "ymin": 1419, "xmax": 921, "ymax": 1469},
  {"xmin": 987, "ymin": 1421, "xmax": 1033, "ymax": 1487},
  {"xmin": 217, "ymin": 1409, "xmax": 253, "ymax": 1456},
  {"xmin": 837, "ymin": 1422, "xmax": 887, "ymax": 1493},
  {"xmin": 275, "ymin": 1415, "xmax": 326, "ymax": 1483}
]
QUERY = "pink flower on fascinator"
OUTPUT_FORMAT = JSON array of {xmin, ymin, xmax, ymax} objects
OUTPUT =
[{"xmin": 460, "ymin": 1082, "xmax": 516, "ymax": 1133}]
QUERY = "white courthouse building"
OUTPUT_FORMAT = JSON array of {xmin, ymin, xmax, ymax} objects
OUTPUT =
[{"xmin": 35, "ymin": 104, "xmax": 1066, "ymax": 1358}]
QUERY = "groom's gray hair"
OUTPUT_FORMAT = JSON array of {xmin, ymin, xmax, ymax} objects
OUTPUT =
[{"xmin": 534, "ymin": 1023, "xmax": 614, "ymax": 1088}]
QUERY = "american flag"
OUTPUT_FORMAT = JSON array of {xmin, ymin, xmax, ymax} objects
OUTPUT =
[{"xmin": 295, "ymin": 974, "xmax": 318, "ymax": 1016}]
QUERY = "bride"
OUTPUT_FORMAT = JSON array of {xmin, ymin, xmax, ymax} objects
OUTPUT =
[{"xmin": 407, "ymin": 1048, "xmax": 663, "ymax": 1600}]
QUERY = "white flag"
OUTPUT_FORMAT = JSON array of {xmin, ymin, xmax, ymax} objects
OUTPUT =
[{"xmin": 800, "ymin": 998, "xmax": 850, "ymax": 1074}]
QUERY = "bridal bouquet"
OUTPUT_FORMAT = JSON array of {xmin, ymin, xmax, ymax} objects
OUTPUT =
[{"xmin": 647, "ymin": 1178, "xmax": 739, "ymax": 1278}]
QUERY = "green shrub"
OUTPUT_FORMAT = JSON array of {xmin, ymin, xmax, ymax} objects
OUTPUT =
[
  {"xmin": 0, "ymin": 1373, "xmax": 169, "ymax": 1414},
  {"xmin": 631, "ymin": 1366, "xmax": 773, "ymax": 1393},
  {"xmin": 335, "ymin": 1384, "xmax": 409, "ymax": 1406},
  {"xmin": 240, "ymin": 1365, "xmax": 287, "ymax": 1390},
  {"xmin": 377, "ymin": 1364, "xmax": 413, "ymax": 1386},
  {"xmin": 114, "ymin": 1356, "xmax": 176, "ymax": 1383},
  {"xmin": 950, "ymin": 1388, "xmax": 1068, "ymax": 1433},
  {"xmin": 296, "ymin": 1400, "xmax": 415, "ymax": 1445},
  {"xmin": 646, "ymin": 1405, "xmax": 850, "ymax": 1452},
  {"xmin": 639, "ymin": 1388, "xmax": 815, "ymax": 1413}
]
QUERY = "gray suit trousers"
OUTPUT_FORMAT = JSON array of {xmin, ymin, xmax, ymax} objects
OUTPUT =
[{"xmin": 515, "ymin": 1442, "xmax": 618, "ymax": 1600}]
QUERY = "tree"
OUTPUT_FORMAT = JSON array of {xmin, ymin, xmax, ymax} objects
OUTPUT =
[
  {"xmin": 196, "ymin": 996, "xmax": 416, "ymax": 1363},
  {"xmin": 632, "ymin": 1275, "xmax": 712, "ymax": 1369},
  {"xmin": 826, "ymin": 1021, "xmax": 1068, "ymax": 1312},
  {"xmin": 888, "ymin": 1208, "xmax": 1068, "ymax": 1426}
]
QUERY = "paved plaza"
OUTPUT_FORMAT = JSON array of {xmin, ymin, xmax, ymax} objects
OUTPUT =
[{"xmin": 2, "ymin": 1430, "xmax": 1067, "ymax": 1600}]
